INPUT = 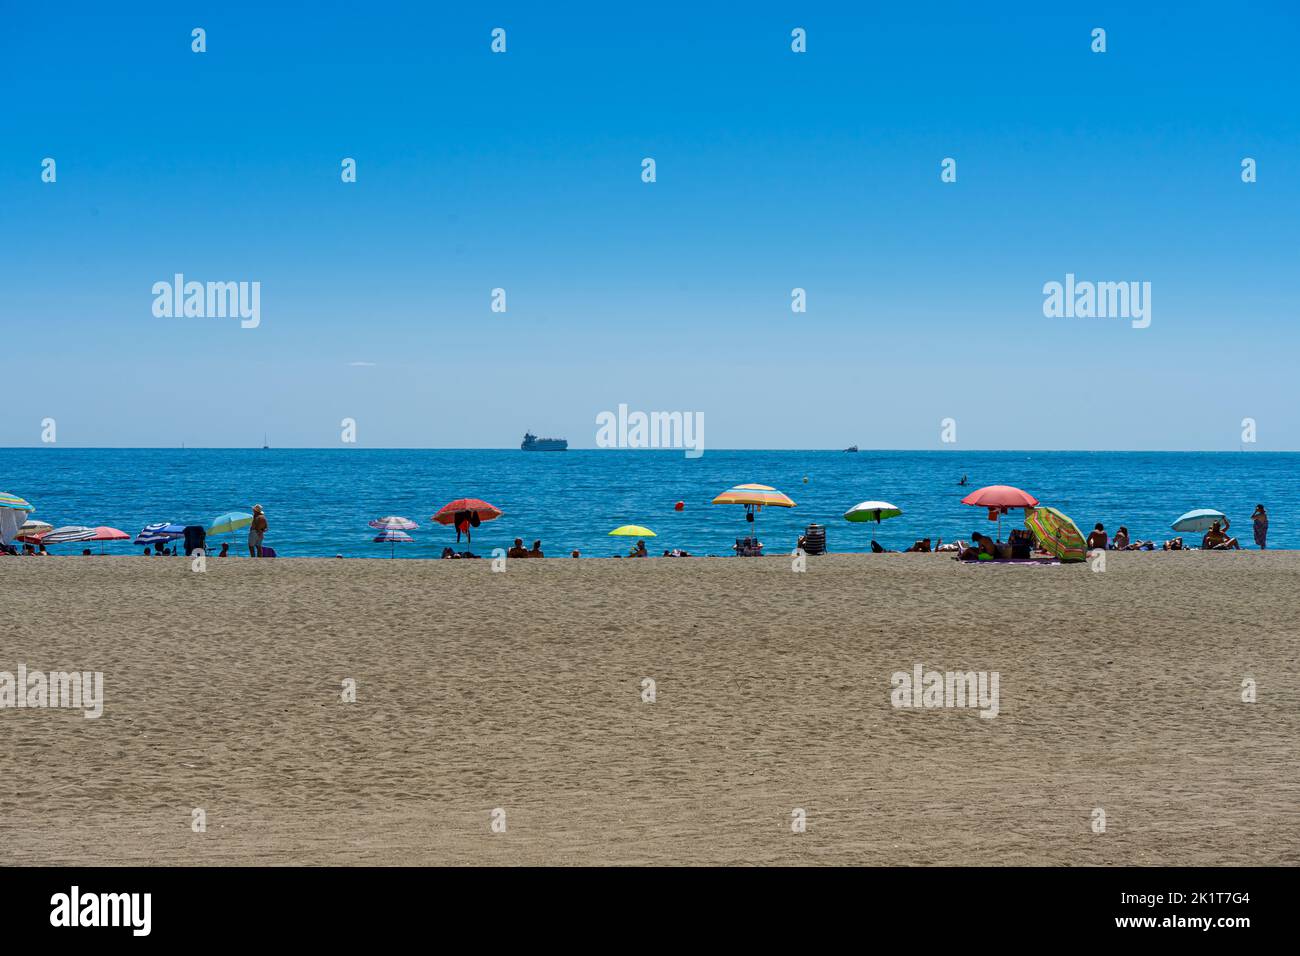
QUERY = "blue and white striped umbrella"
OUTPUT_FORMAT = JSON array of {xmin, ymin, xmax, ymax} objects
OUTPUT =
[{"xmin": 135, "ymin": 522, "xmax": 187, "ymax": 546}]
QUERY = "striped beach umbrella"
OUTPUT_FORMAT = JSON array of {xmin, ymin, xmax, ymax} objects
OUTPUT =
[
  {"xmin": 1025, "ymin": 506, "xmax": 1086, "ymax": 562},
  {"xmin": 373, "ymin": 528, "xmax": 413, "ymax": 558},
  {"xmin": 135, "ymin": 522, "xmax": 187, "ymax": 546},
  {"xmin": 0, "ymin": 491, "xmax": 34, "ymax": 511},
  {"xmin": 711, "ymin": 483, "xmax": 797, "ymax": 509},
  {"xmin": 369, "ymin": 516, "xmax": 418, "ymax": 531},
  {"xmin": 38, "ymin": 525, "xmax": 129, "ymax": 552},
  {"xmin": 38, "ymin": 526, "xmax": 98, "ymax": 545},
  {"xmin": 17, "ymin": 519, "xmax": 53, "ymax": 541},
  {"xmin": 712, "ymin": 483, "xmax": 795, "ymax": 533}
]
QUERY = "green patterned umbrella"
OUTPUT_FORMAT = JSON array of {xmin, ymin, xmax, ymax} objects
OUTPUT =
[{"xmin": 1025, "ymin": 506, "xmax": 1086, "ymax": 562}]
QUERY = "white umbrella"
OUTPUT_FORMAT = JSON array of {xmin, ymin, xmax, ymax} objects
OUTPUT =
[{"xmin": 1171, "ymin": 509, "xmax": 1226, "ymax": 533}]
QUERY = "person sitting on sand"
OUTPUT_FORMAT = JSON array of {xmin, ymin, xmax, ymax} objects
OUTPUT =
[
  {"xmin": 1202, "ymin": 520, "xmax": 1240, "ymax": 550},
  {"xmin": 630, "ymin": 540, "xmax": 649, "ymax": 557},
  {"xmin": 218, "ymin": 542, "xmax": 229, "ymax": 557},
  {"xmin": 571, "ymin": 549, "xmax": 580, "ymax": 558},
  {"xmin": 143, "ymin": 547, "xmax": 152, "ymax": 556},
  {"xmin": 1162, "ymin": 537, "xmax": 1184, "ymax": 550},
  {"xmin": 1087, "ymin": 523, "xmax": 1107, "ymax": 550},
  {"xmin": 440, "ymin": 546, "xmax": 456, "ymax": 559},
  {"xmin": 1112, "ymin": 526, "xmax": 1154, "ymax": 550},
  {"xmin": 959, "ymin": 532, "xmax": 998, "ymax": 561},
  {"xmin": 507, "ymin": 538, "xmax": 529, "ymax": 559},
  {"xmin": 529, "ymin": 540, "xmax": 544, "ymax": 558}
]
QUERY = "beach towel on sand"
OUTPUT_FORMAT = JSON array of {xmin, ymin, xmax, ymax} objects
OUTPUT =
[{"xmin": 966, "ymin": 557, "xmax": 1061, "ymax": 566}]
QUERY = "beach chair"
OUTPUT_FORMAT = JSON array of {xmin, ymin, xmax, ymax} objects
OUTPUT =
[{"xmin": 802, "ymin": 523, "xmax": 827, "ymax": 555}]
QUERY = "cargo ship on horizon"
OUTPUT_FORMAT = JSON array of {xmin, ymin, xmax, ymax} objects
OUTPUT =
[{"xmin": 521, "ymin": 432, "xmax": 567, "ymax": 451}]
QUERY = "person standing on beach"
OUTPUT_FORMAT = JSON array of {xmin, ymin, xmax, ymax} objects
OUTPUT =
[
  {"xmin": 1252, "ymin": 505, "xmax": 1268, "ymax": 549},
  {"xmin": 248, "ymin": 504, "xmax": 268, "ymax": 557}
]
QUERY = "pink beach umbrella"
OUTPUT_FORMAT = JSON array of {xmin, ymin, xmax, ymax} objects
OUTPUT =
[
  {"xmin": 372, "ymin": 529, "xmax": 414, "ymax": 558},
  {"xmin": 960, "ymin": 485, "xmax": 1039, "ymax": 541},
  {"xmin": 38, "ymin": 525, "xmax": 130, "ymax": 553},
  {"xmin": 368, "ymin": 516, "xmax": 418, "ymax": 531}
]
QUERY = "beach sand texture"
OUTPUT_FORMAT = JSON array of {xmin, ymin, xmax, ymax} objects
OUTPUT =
[{"xmin": 4, "ymin": 552, "xmax": 1298, "ymax": 866}]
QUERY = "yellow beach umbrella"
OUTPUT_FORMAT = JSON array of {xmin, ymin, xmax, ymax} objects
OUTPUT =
[
  {"xmin": 1025, "ymin": 506, "xmax": 1087, "ymax": 562},
  {"xmin": 609, "ymin": 525, "xmax": 656, "ymax": 537}
]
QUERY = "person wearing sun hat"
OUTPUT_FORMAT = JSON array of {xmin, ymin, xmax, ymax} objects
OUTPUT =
[{"xmin": 248, "ymin": 504, "xmax": 268, "ymax": 557}]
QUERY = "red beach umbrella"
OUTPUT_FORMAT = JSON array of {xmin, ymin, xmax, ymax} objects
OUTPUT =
[
  {"xmin": 960, "ymin": 485, "xmax": 1039, "ymax": 541},
  {"xmin": 432, "ymin": 498, "xmax": 502, "ymax": 544},
  {"xmin": 432, "ymin": 498, "xmax": 503, "ymax": 525},
  {"xmin": 960, "ymin": 485, "xmax": 1039, "ymax": 509}
]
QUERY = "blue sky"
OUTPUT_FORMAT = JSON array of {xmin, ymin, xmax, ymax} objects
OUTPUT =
[{"xmin": 2, "ymin": 2, "xmax": 1297, "ymax": 449}]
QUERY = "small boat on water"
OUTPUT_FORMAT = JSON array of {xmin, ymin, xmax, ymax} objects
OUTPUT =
[
  {"xmin": 843, "ymin": 445, "xmax": 859, "ymax": 452},
  {"xmin": 521, "ymin": 432, "xmax": 567, "ymax": 451}
]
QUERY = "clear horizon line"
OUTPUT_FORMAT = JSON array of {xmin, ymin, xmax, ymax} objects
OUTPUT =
[{"xmin": 1, "ymin": 446, "xmax": 1292, "ymax": 454}]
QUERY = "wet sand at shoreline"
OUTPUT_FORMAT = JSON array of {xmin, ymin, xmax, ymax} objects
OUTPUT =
[{"xmin": 3, "ymin": 552, "xmax": 1298, "ymax": 865}]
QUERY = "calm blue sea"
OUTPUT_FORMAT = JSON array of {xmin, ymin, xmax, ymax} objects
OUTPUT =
[{"xmin": 1, "ymin": 449, "xmax": 1294, "ymax": 557}]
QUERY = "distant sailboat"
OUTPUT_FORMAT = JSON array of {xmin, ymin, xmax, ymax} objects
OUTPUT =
[{"xmin": 262, "ymin": 433, "xmax": 269, "ymax": 450}]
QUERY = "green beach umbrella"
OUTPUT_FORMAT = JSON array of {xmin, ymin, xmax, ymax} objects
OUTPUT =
[
  {"xmin": 1025, "ymin": 506, "xmax": 1086, "ymax": 562},
  {"xmin": 843, "ymin": 500, "xmax": 902, "ymax": 524},
  {"xmin": 208, "ymin": 511, "xmax": 253, "ymax": 536}
]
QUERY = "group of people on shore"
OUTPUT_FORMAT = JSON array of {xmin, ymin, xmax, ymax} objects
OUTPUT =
[
  {"xmin": 1085, "ymin": 505, "xmax": 1268, "ymax": 552},
  {"xmin": 876, "ymin": 504, "xmax": 1271, "ymax": 561}
]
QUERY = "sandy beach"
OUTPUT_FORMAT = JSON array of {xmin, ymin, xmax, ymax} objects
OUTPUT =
[{"xmin": 3, "ymin": 551, "xmax": 1298, "ymax": 866}]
